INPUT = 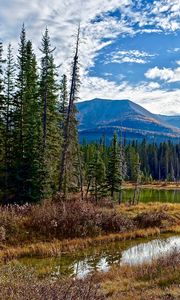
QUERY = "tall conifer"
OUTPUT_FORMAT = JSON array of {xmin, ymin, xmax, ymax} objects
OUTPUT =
[{"xmin": 39, "ymin": 28, "xmax": 61, "ymax": 198}]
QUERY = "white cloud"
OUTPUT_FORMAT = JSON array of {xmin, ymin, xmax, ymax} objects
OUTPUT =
[
  {"xmin": 167, "ymin": 47, "xmax": 180, "ymax": 53},
  {"xmin": 106, "ymin": 49, "xmax": 156, "ymax": 65},
  {"xmin": 145, "ymin": 66, "xmax": 180, "ymax": 82},
  {"xmin": 1, "ymin": 0, "xmax": 179, "ymax": 75},
  {"xmin": 0, "ymin": 0, "xmax": 180, "ymax": 116},
  {"xmin": 148, "ymin": 82, "xmax": 160, "ymax": 89},
  {"xmin": 150, "ymin": 0, "xmax": 180, "ymax": 31},
  {"xmin": 80, "ymin": 76, "xmax": 180, "ymax": 115}
]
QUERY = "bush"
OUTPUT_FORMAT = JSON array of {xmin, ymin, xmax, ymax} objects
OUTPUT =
[
  {"xmin": 30, "ymin": 198, "xmax": 137, "ymax": 239},
  {"xmin": 134, "ymin": 210, "xmax": 168, "ymax": 228},
  {"xmin": 30, "ymin": 198, "xmax": 102, "ymax": 238},
  {"xmin": 0, "ymin": 262, "xmax": 105, "ymax": 300},
  {"xmin": 101, "ymin": 211, "xmax": 135, "ymax": 233}
]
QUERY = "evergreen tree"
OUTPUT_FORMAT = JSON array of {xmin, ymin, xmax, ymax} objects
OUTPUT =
[
  {"xmin": 107, "ymin": 132, "xmax": 121, "ymax": 200},
  {"xmin": 1, "ymin": 44, "xmax": 16, "ymax": 201},
  {"xmin": 86, "ymin": 149, "xmax": 106, "ymax": 202},
  {"xmin": 118, "ymin": 134, "xmax": 127, "ymax": 204},
  {"xmin": 39, "ymin": 28, "xmax": 61, "ymax": 198},
  {"xmin": 22, "ymin": 40, "xmax": 41, "ymax": 202},
  {"xmin": 13, "ymin": 24, "xmax": 27, "ymax": 202},
  {"xmin": 0, "ymin": 41, "xmax": 4, "ymax": 111},
  {"xmin": 0, "ymin": 41, "xmax": 5, "ymax": 198}
]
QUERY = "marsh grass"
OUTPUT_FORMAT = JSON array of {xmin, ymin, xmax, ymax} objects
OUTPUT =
[
  {"xmin": 0, "ymin": 250, "xmax": 179, "ymax": 300},
  {"xmin": 100, "ymin": 250, "xmax": 180, "ymax": 300},
  {"xmin": 0, "ymin": 197, "xmax": 179, "ymax": 261},
  {"xmin": 0, "ymin": 262, "xmax": 105, "ymax": 300}
]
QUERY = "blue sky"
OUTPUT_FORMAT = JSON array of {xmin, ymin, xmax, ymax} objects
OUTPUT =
[{"xmin": 0, "ymin": 0, "xmax": 180, "ymax": 115}]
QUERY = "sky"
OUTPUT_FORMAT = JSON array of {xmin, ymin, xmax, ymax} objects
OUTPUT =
[{"xmin": 0, "ymin": 0, "xmax": 180, "ymax": 115}]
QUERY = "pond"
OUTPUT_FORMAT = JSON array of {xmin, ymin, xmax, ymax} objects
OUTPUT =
[
  {"xmin": 122, "ymin": 188, "xmax": 180, "ymax": 203},
  {"xmin": 19, "ymin": 235, "xmax": 180, "ymax": 279}
]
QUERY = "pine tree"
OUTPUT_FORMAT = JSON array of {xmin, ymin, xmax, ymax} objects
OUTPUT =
[
  {"xmin": 1, "ymin": 44, "xmax": 16, "ymax": 201},
  {"xmin": 13, "ymin": 24, "xmax": 27, "ymax": 202},
  {"xmin": 131, "ymin": 152, "xmax": 141, "ymax": 204},
  {"xmin": 0, "ymin": 41, "xmax": 5, "ymax": 198},
  {"xmin": 118, "ymin": 134, "xmax": 127, "ymax": 204},
  {"xmin": 107, "ymin": 132, "xmax": 121, "ymax": 200},
  {"xmin": 91, "ymin": 150, "xmax": 106, "ymax": 203},
  {"xmin": 0, "ymin": 41, "xmax": 4, "ymax": 108},
  {"xmin": 12, "ymin": 27, "xmax": 42, "ymax": 203},
  {"xmin": 86, "ymin": 148, "xmax": 106, "ymax": 202},
  {"xmin": 39, "ymin": 28, "xmax": 61, "ymax": 198},
  {"xmin": 22, "ymin": 40, "xmax": 41, "ymax": 202}
]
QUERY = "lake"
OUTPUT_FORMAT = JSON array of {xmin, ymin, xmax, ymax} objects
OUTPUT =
[{"xmin": 122, "ymin": 188, "xmax": 180, "ymax": 203}]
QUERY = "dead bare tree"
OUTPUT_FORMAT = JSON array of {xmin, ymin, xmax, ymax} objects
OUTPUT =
[{"xmin": 59, "ymin": 26, "xmax": 80, "ymax": 196}]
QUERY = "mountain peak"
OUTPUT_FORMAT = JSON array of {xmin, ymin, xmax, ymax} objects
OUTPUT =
[{"xmin": 76, "ymin": 99, "xmax": 180, "ymax": 143}]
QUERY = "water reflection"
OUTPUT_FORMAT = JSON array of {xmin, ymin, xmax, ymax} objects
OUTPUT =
[
  {"xmin": 122, "ymin": 189, "xmax": 180, "ymax": 203},
  {"xmin": 72, "ymin": 236, "xmax": 180, "ymax": 278},
  {"xmin": 121, "ymin": 236, "xmax": 180, "ymax": 265},
  {"xmin": 20, "ymin": 235, "xmax": 180, "ymax": 279}
]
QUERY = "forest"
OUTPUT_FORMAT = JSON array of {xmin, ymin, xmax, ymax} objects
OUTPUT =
[
  {"xmin": 0, "ymin": 25, "xmax": 180, "ymax": 300},
  {"xmin": 0, "ymin": 26, "xmax": 180, "ymax": 205}
]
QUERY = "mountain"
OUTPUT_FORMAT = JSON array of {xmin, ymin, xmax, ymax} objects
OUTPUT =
[
  {"xmin": 158, "ymin": 115, "xmax": 180, "ymax": 129},
  {"xmin": 76, "ymin": 98, "xmax": 180, "ymax": 143}
]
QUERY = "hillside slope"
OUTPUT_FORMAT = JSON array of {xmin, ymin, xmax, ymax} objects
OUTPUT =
[{"xmin": 76, "ymin": 99, "xmax": 180, "ymax": 143}]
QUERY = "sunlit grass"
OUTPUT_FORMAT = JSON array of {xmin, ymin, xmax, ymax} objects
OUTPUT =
[{"xmin": 0, "ymin": 197, "xmax": 179, "ymax": 261}]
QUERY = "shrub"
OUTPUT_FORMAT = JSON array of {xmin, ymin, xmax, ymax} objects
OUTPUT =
[
  {"xmin": 0, "ymin": 226, "xmax": 6, "ymax": 242},
  {"xmin": 30, "ymin": 198, "xmax": 136, "ymax": 239},
  {"xmin": 0, "ymin": 262, "xmax": 105, "ymax": 300},
  {"xmin": 30, "ymin": 198, "xmax": 102, "ymax": 238},
  {"xmin": 134, "ymin": 210, "xmax": 169, "ymax": 228},
  {"xmin": 101, "ymin": 211, "xmax": 135, "ymax": 233}
]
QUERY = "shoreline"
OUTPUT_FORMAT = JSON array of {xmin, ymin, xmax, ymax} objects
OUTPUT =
[
  {"xmin": 0, "ymin": 202, "xmax": 179, "ymax": 262},
  {"xmin": 123, "ymin": 182, "xmax": 180, "ymax": 190},
  {"xmin": 0, "ymin": 225, "xmax": 180, "ymax": 262}
]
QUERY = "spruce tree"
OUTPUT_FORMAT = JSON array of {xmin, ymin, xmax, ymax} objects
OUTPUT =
[
  {"xmin": 118, "ymin": 134, "xmax": 127, "ymax": 204},
  {"xmin": 13, "ymin": 27, "xmax": 42, "ymax": 203},
  {"xmin": 0, "ymin": 41, "xmax": 5, "ymax": 198},
  {"xmin": 13, "ymin": 25, "xmax": 27, "ymax": 202},
  {"xmin": 22, "ymin": 40, "xmax": 41, "ymax": 202},
  {"xmin": 39, "ymin": 28, "xmax": 61, "ymax": 198},
  {"xmin": 107, "ymin": 132, "xmax": 121, "ymax": 200},
  {"xmin": 0, "ymin": 41, "xmax": 4, "ymax": 110},
  {"xmin": 1, "ymin": 44, "xmax": 16, "ymax": 201},
  {"xmin": 88, "ymin": 150, "xmax": 106, "ymax": 203}
]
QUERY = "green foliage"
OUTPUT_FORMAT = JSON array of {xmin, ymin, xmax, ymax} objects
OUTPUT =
[
  {"xmin": 107, "ymin": 132, "xmax": 123, "ymax": 199},
  {"xmin": 0, "ymin": 27, "xmax": 63, "ymax": 204},
  {"xmin": 0, "ymin": 25, "xmax": 180, "ymax": 205},
  {"xmin": 87, "ymin": 150, "xmax": 106, "ymax": 202},
  {"xmin": 39, "ymin": 28, "xmax": 61, "ymax": 198},
  {"xmin": 1, "ymin": 44, "xmax": 16, "ymax": 201}
]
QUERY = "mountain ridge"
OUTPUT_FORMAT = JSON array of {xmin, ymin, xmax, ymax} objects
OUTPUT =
[{"xmin": 76, "ymin": 98, "xmax": 180, "ymax": 143}]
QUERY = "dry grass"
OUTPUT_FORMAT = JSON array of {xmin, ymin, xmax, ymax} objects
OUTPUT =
[
  {"xmin": 0, "ymin": 227, "xmax": 162, "ymax": 262},
  {"xmin": 0, "ymin": 198, "xmax": 179, "ymax": 261},
  {"xmin": 0, "ymin": 262, "xmax": 105, "ymax": 300},
  {"xmin": 0, "ymin": 250, "xmax": 179, "ymax": 299},
  {"xmin": 99, "ymin": 250, "xmax": 180, "ymax": 300},
  {"xmin": 124, "ymin": 181, "xmax": 180, "ymax": 190}
]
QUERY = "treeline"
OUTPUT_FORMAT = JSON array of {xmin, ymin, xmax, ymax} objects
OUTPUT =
[
  {"xmin": 81, "ymin": 137, "xmax": 180, "ymax": 201},
  {"xmin": 0, "ymin": 26, "xmax": 179, "ymax": 205},
  {"xmin": 0, "ymin": 25, "xmax": 80, "ymax": 204}
]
